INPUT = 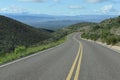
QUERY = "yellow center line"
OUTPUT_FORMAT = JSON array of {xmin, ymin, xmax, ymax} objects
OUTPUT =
[
  {"xmin": 66, "ymin": 42, "xmax": 82, "ymax": 80},
  {"xmin": 74, "ymin": 43, "xmax": 83, "ymax": 80}
]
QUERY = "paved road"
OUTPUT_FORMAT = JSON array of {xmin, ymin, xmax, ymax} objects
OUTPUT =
[
  {"xmin": 75, "ymin": 33, "xmax": 120, "ymax": 80},
  {"xmin": 0, "ymin": 33, "xmax": 120, "ymax": 80}
]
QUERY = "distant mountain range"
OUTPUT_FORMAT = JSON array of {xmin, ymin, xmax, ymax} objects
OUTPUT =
[
  {"xmin": 3, "ymin": 14, "xmax": 118, "ymax": 30},
  {"xmin": 29, "ymin": 20, "xmax": 82, "ymax": 30}
]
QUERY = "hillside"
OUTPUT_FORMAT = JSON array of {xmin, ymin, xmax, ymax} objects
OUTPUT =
[
  {"xmin": 56, "ymin": 22, "xmax": 96, "ymax": 35},
  {"xmin": 67, "ymin": 22, "xmax": 96, "ymax": 31},
  {"xmin": 0, "ymin": 15, "xmax": 52, "ymax": 53},
  {"xmin": 81, "ymin": 16, "xmax": 120, "ymax": 45}
]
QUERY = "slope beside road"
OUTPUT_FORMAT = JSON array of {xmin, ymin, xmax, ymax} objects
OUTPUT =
[
  {"xmin": 0, "ymin": 33, "xmax": 120, "ymax": 80},
  {"xmin": 0, "ymin": 33, "xmax": 81, "ymax": 80}
]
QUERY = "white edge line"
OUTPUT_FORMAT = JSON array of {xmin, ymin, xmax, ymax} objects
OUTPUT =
[
  {"xmin": 82, "ymin": 38, "xmax": 120, "ymax": 54},
  {"xmin": 96, "ymin": 42, "xmax": 120, "ymax": 54},
  {"xmin": 0, "ymin": 35, "xmax": 69, "ymax": 68}
]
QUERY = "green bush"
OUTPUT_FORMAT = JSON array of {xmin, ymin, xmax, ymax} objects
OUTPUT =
[
  {"xmin": 0, "ymin": 36, "xmax": 66, "ymax": 64},
  {"xmin": 14, "ymin": 46, "xmax": 26, "ymax": 54},
  {"xmin": 106, "ymin": 36, "xmax": 118, "ymax": 45}
]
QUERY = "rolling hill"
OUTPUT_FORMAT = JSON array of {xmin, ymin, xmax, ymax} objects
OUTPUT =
[
  {"xmin": 81, "ymin": 16, "xmax": 120, "ymax": 45},
  {"xmin": 0, "ymin": 15, "xmax": 52, "ymax": 53}
]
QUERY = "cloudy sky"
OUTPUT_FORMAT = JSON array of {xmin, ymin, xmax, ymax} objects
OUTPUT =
[{"xmin": 0, "ymin": 0, "xmax": 120, "ymax": 16}]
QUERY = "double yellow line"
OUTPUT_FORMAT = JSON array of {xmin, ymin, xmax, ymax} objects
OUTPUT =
[{"xmin": 66, "ymin": 42, "xmax": 83, "ymax": 80}]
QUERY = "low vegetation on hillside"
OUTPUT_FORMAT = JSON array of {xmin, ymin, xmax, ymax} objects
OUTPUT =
[
  {"xmin": 0, "ymin": 15, "xmax": 68, "ymax": 64},
  {"xmin": 0, "ymin": 15, "xmax": 53, "ymax": 54},
  {"xmin": 81, "ymin": 16, "xmax": 120, "ymax": 45},
  {"xmin": 0, "ymin": 36, "xmax": 66, "ymax": 64}
]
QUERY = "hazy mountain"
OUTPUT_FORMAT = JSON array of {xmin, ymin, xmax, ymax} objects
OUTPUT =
[
  {"xmin": 3, "ymin": 14, "xmax": 118, "ymax": 30},
  {"xmin": 29, "ymin": 20, "xmax": 83, "ymax": 30}
]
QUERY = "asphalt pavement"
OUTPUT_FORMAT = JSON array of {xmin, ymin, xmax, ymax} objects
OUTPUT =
[{"xmin": 0, "ymin": 33, "xmax": 120, "ymax": 80}]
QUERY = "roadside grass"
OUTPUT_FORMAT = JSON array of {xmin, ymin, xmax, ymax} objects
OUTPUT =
[{"xmin": 0, "ymin": 36, "xmax": 67, "ymax": 65}]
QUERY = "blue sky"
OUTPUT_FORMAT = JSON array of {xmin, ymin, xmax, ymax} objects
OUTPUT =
[{"xmin": 0, "ymin": 0, "xmax": 120, "ymax": 16}]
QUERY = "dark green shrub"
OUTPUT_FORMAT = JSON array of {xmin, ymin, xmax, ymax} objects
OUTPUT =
[{"xmin": 106, "ymin": 36, "xmax": 117, "ymax": 45}]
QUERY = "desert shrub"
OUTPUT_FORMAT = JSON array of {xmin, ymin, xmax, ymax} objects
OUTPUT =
[{"xmin": 106, "ymin": 36, "xmax": 118, "ymax": 45}]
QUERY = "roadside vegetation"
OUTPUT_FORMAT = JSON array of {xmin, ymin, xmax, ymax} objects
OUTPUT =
[
  {"xmin": 0, "ymin": 15, "xmax": 68, "ymax": 64},
  {"xmin": 0, "ymin": 35, "xmax": 67, "ymax": 64},
  {"xmin": 81, "ymin": 16, "xmax": 120, "ymax": 45}
]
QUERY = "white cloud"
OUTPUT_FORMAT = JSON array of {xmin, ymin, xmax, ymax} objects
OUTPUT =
[
  {"xmin": 94, "ymin": 4, "xmax": 119, "ymax": 14},
  {"xmin": 0, "ymin": 5, "xmax": 28, "ymax": 14},
  {"xmin": 18, "ymin": 0, "xmax": 45, "ymax": 2},
  {"xmin": 86, "ymin": 0, "xmax": 107, "ymax": 3},
  {"xmin": 100, "ymin": 5, "xmax": 115, "ymax": 13},
  {"xmin": 69, "ymin": 5, "xmax": 84, "ymax": 9}
]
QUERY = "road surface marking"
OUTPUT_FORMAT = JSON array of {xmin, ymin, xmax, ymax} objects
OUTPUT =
[
  {"xmin": 74, "ymin": 42, "xmax": 83, "ymax": 80},
  {"xmin": 66, "ymin": 41, "xmax": 82, "ymax": 80},
  {"xmin": 66, "ymin": 43, "xmax": 81, "ymax": 80}
]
